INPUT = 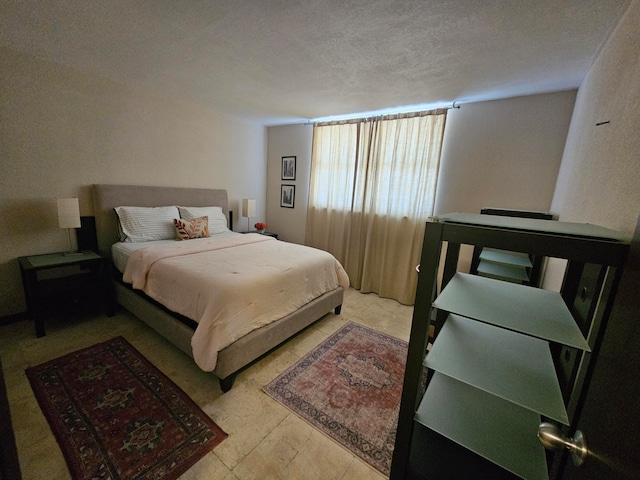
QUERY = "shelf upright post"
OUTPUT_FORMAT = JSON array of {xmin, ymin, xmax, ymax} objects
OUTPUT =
[{"xmin": 390, "ymin": 219, "xmax": 443, "ymax": 480}]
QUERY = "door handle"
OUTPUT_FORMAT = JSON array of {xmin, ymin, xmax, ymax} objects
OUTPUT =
[{"xmin": 538, "ymin": 422, "xmax": 588, "ymax": 466}]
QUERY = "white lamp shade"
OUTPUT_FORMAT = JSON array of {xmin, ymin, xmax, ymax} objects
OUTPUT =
[
  {"xmin": 57, "ymin": 197, "xmax": 81, "ymax": 229},
  {"xmin": 242, "ymin": 198, "xmax": 256, "ymax": 218}
]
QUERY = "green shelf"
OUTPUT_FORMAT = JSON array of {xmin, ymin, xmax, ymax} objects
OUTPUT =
[
  {"xmin": 416, "ymin": 373, "xmax": 549, "ymax": 480},
  {"xmin": 477, "ymin": 260, "xmax": 530, "ymax": 282},
  {"xmin": 425, "ymin": 314, "xmax": 568, "ymax": 424},
  {"xmin": 480, "ymin": 248, "xmax": 533, "ymax": 268},
  {"xmin": 433, "ymin": 273, "xmax": 590, "ymax": 351}
]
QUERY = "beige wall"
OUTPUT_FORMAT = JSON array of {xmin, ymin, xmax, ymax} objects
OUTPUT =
[
  {"xmin": 550, "ymin": 0, "xmax": 640, "ymax": 233},
  {"xmin": 435, "ymin": 91, "xmax": 576, "ymax": 215},
  {"xmin": 0, "ymin": 47, "xmax": 267, "ymax": 317},
  {"xmin": 434, "ymin": 91, "xmax": 577, "ymax": 272},
  {"xmin": 266, "ymin": 124, "xmax": 313, "ymax": 244},
  {"xmin": 543, "ymin": 0, "xmax": 640, "ymax": 291}
]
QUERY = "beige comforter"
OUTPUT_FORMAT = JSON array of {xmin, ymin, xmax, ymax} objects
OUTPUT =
[{"xmin": 123, "ymin": 234, "xmax": 350, "ymax": 371}]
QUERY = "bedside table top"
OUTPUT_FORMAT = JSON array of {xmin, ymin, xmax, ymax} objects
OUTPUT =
[
  {"xmin": 245, "ymin": 231, "xmax": 278, "ymax": 238},
  {"xmin": 19, "ymin": 251, "xmax": 103, "ymax": 270}
]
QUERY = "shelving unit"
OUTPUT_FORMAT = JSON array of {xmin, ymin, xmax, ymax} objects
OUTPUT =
[{"xmin": 390, "ymin": 213, "xmax": 629, "ymax": 480}]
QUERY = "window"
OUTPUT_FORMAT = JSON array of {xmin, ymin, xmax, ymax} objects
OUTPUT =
[{"xmin": 306, "ymin": 110, "xmax": 447, "ymax": 304}]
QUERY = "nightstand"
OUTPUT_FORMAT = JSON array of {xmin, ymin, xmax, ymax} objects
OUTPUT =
[
  {"xmin": 245, "ymin": 231, "xmax": 278, "ymax": 239},
  {"xmin": 18, "ymin": 251, "xmax": 115, "ymax": 337}
]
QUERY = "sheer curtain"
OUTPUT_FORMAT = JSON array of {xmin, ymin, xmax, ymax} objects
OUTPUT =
[{"xmin": 306, "ymin": 109, "xmax": 447, "ymax": 304}]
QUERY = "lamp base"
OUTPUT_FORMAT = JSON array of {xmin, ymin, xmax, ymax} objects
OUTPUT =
[{"xmin": 62, "ymin": 228, "xmax": 84, "ymax": 257}]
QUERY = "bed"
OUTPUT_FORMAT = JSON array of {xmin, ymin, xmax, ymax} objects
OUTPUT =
[{"xmin": 92, "ymin": 184, "xmax": 347, "ymax": 392}]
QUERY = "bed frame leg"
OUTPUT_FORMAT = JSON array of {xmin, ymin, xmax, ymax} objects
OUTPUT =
[
  {"xmin": 334, "ymin": 304, "xmax": 342, "ymax": 315},
  {"xmin": 219, "ymin": 375, "xmax": 236, "ymax": 393}
]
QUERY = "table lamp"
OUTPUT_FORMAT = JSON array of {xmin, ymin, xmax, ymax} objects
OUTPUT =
[
  {"xmin": 57, "ymin": 197, "xmax": 82, "ymax": 255},
  {"xmin": 242, "ymin": 198, "xmax": 256, "ymax": 232}
]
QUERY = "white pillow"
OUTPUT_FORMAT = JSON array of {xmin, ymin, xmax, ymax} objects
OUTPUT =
[
  {"xmin": 178, "ymin": 206, "xmax": 229, "ymax": 234},
  {"xmin": 114, "ymin": 206, "xmax": 179, "ymax": 242}
]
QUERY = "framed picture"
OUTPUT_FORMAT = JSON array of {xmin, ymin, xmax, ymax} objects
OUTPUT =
[
  {"xmin": 280, "ymin": 184, "xmax": 295, "ymax": 208},
  {"xmin": 281, "ymin": 156, "xmax": 296, "ymax": 180}
]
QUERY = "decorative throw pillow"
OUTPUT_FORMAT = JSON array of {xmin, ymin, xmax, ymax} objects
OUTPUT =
[{"xmin": 174, "ymin": 216, "xmax": 210, "ymax": 240}]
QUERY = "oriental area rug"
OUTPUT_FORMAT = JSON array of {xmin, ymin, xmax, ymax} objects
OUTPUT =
[
  {"xmin": 264, "ymin": 322, "xmax": 408, "ymax": 476},
  {"xmin": 26, "ymin": 336, "xmax": 227, "ymax": 480}
]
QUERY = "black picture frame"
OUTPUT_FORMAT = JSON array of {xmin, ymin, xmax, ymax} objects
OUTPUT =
[
  {"xmin": 281, "ymin": 156, "xmax": 296, "ymax": 180},
  {"xmin": 281, "ymin": 184, "xmax": 295, "ymax": 208}
]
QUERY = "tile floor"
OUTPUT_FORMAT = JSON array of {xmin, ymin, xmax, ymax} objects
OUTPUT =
[{"xmin": 0, "ymin": 287, "xmax": 413, "ymax": 480}]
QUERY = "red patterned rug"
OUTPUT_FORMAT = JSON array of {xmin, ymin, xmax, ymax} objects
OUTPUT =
[
  {"xmin": 26, "ymin": 336, "xmax": 227, "ymax": 480},
  {"xmin": 264, "ymin": 322, "xmax": 407, "ymax": 476}
]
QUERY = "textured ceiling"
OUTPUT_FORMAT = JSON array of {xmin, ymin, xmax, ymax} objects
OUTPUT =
[{"xmin": 0, "ymin": 1, "xmax": 631, "ymax": 125}]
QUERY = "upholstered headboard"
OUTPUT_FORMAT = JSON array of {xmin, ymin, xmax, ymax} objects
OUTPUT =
[{"xmin": 92, "ymin": 184, "xmax": 229, "ymax": 258}]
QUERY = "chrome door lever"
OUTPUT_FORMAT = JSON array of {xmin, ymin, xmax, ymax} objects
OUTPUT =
[{"xmin": 538, "ymin": 422, "xmax": 588, "ymax": 466}]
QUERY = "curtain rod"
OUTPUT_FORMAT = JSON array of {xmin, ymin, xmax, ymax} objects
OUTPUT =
[{"xmin": 305, "ymin": 102, "xmax": 460, "ymax": 126}]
